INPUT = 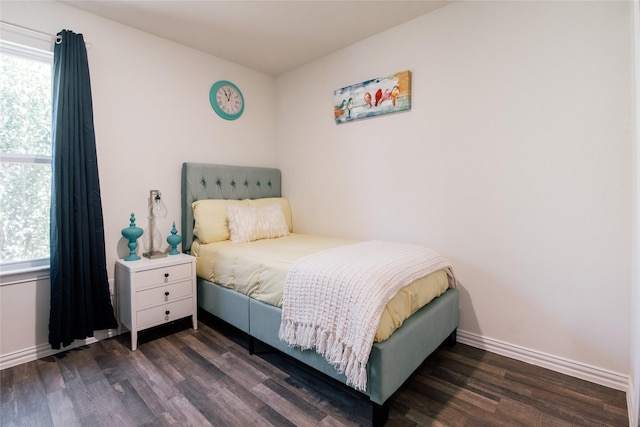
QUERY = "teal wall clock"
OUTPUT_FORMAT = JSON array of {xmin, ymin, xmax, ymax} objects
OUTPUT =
[{"xmin": 209, "ymin": 80, "xmax": 244, "ymax": 120}]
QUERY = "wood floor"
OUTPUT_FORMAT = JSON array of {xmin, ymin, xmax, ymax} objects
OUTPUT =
[{"xmin": 1, "ymin": 313, "xmax": 629, "ymax": 427}]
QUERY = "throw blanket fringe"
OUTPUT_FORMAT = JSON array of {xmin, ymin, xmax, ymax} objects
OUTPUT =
[{"xmin": 279, "ymin": 240, "xmax": 458, "ymax": 392}]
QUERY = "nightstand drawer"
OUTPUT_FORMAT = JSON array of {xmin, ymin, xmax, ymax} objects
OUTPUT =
[
  {"xmin": 135, "ymin": 262, "xmax": 192, "ymax": 289},
  {"xmin": 136, "ymin": 297, "xmax": 193, "ymax": 329},
  {"xmin": 136, "ymin": 279, "xmax": 193, "ymax": 309}
]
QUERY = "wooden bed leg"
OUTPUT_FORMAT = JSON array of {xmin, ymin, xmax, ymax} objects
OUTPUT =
[
  {"xmin": 445, "ymin": 328, "xmax": 457, "ymax": 348},
  {"xmin": 372, "ymin": 402, "xmax": 389, "ymax": 427}
]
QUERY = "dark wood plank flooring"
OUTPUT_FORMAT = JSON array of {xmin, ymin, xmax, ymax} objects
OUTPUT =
[{"xmin": 1, "ymin": 313, "xmax": 629, "ymax": 426}]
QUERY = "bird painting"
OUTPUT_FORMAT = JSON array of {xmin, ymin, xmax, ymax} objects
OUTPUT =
[{"xmin": 333, "ymin": 70, "xmax": 411, "ymax": 124}]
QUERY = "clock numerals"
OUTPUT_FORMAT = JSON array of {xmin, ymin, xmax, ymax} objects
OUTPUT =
[{"xmin": 217, "ymin": 86, "xmax": 241, "ymax": 114}]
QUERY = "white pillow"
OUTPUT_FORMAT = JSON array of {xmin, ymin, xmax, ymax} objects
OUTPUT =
[
  {"xmin": 247, "ymin": 197, "xmax": 293, "ymax": 232},
  {"xmin": 226, "ymin": 203, "xmax": 290, "ymax": 243}
]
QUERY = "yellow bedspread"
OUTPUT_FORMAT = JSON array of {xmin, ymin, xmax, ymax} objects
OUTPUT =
[{"xmin": 192, "ymin": 234, "xmax": 449, "ymax": 342}]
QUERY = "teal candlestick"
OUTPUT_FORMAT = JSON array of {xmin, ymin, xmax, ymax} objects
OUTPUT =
[
  {"xmin": 167, "ymin": 222, "xmax": 182, "ymax": 255},
  {"xmin": 121, "ymin": 213, "xmax": 143, "ymax": 261}
]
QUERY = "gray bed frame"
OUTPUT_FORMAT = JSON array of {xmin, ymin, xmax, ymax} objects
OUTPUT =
[{"xmin": 181, "ymin": 162, "xmax": 459, "ymax": 425}]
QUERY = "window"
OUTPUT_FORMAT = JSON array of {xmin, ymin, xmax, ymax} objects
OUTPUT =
[{"xmin": 0, "ymin": 40, "xmax": 53, "ymax": 272}]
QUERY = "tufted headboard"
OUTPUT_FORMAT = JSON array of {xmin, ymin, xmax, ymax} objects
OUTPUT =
[{"xmin": 181, "ymin": 162, "xmax": 282, "ymax": 253}]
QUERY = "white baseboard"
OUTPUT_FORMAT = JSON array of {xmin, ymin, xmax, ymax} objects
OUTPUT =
[
  {"xmin": 0, "ymin": 329, "xmax": 118, "ymax": 371},
  {"xmin": 457, "ymin": 329, "xmax": 629, "ymax": 392}
]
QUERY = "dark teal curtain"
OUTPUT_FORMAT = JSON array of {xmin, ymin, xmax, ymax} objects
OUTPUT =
[{"xmin": 49, "ymin": 30, "xmax": 117, "ymax": 349}]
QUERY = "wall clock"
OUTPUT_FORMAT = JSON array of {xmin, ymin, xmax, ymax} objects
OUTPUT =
[{"xmin": 209, "ymin": 80, "xmax": 244, "ymax": 120}]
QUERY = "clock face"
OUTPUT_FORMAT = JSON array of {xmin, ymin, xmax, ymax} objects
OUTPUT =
[{"xmin": 209, "ymin": 80, "xmax": 244, "ymax": 120}]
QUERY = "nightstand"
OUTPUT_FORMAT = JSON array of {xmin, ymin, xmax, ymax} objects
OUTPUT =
[{"xmin": 116, "ymin": 253, "xmax": 197, "ymax": 350}]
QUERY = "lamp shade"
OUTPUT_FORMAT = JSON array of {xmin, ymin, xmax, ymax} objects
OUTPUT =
[{"xmin": 149, "ymin": 189, "xmax": 167, "ymax": 219}]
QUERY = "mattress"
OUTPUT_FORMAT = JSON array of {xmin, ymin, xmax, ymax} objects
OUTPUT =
[{"xmin": 191, "ymin": 233, "xmax": 449, "ymax": 342}]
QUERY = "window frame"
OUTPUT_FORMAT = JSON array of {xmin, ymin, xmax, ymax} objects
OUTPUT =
[{"xmin": 0, "ymin": 37, "xmax": 54, "ymax": 277}]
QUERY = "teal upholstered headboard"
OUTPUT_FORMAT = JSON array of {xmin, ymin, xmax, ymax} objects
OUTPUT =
[{"xmin": 181, "ymin": 163, "xmax": 282, "ymax": 253}]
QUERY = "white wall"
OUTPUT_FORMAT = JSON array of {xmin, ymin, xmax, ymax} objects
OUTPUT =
[
  {"xmin": 0, "ymin": 0, "xmax": 276, "ymax": 365},
  {"xmin": 631, "ymin": 0, "xmax": 640, "ymax": 424},
  {"xmin": 276, "ymin": 0, "xmax": 633, "ymax": 387}
]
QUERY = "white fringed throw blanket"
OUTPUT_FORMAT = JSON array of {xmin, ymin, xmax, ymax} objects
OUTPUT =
[{"xmin": 278, "ymin": 240, "xmax": 458, "ymax": 392}]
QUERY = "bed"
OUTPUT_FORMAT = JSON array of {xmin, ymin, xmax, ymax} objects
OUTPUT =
[{"xmin": 181, "ymin": 162, "xmax": 459, "ymax": 426}]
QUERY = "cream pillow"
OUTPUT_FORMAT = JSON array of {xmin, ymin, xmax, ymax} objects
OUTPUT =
[
  {"xmin": 192, "ymin": 199, "xmax": 248, "ymax": 243},
  {"xmin": 247, "ymin": 197, "xmax": 293, "ymax": 232},
  {"xmin": 226, "ymin": 203, "xmax": 290, "ymax": 243}
]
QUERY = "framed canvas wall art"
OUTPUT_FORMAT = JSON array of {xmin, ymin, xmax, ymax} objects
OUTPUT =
[{"xmin": 334, "ymin": 70, "xmax": 411, "ymax": 124}]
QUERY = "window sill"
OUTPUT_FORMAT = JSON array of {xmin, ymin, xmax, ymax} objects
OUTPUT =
[{"xmin": 0, "ymin": 263, "xmax": 50, "ymax": 286}]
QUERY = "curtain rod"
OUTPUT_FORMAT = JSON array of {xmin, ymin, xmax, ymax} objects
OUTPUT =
[
  {"xmin": 0, "ymin": 20, "xmax": 91, "ymax": 47},
  {"xmin": 0, "ymin": 20, "xmax": 59, "ymax": 43}
]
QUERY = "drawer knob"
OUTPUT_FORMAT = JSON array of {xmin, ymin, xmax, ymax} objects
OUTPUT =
[
  {"xmin": 164, "ymin": 273, "xmax": 169, "ymax": 278},
  {"xmin": 164, "ymin": 291, "xmax": 170, "ymax": 296},
  {"xmin": 165, "ymin": 310, "xmax": 170, "ymax": 315}
]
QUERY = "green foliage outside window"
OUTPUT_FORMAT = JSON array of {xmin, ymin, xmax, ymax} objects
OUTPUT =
[{"xmin": 0, "ymin": 52, "xmax": 52, "ymax": 264}]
